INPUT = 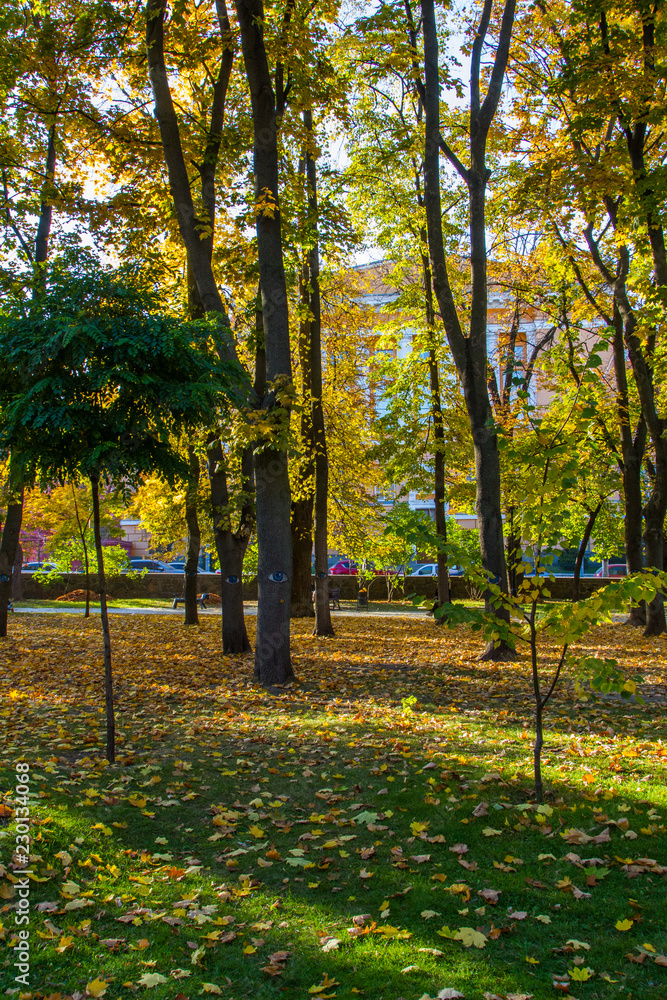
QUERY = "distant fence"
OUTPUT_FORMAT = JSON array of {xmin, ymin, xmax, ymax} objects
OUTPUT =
[{"xmin": 19, "ymin": 572, "xmax": 611, "ymax": 602}]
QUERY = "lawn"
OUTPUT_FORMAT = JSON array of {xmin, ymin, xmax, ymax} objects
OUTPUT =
[{"xmin": 1, "ymin": 613, "xmax": 666, "ymax": 1000}]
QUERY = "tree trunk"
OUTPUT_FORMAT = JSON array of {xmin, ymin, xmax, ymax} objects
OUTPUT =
[
  {"xmin": 303, "ymin": 109, "xmax": 334, "ymax": 637},
  {"xmin": 71, "ymin": 483, "xmax": 91, "ymax": 617},
  {"xmin": 614, "ymin": 286, "xmax": 667, "ymax": 636},
  {"xmin": 90, "ymin": 474, "xmax": 115, "ymax": 764},
  {"xmin": 1, "ymin": 125, "xmax": 58, "ymax": 629},
  {"xmin": 643, "ymin": 474, "xmax": 667, "ymax": 635},
  {"xmin": 291, "ymin": 499, "xmax": 315, "ymax": 617},
  {"xmin": 611, "ymin": 298, "xmax": 646, "ymax": 624},
  {"xmin": 505, "ymin": 513, "xmax": 522, "ymax": 598},
  {"xmin": 0, "ymin": 486, "xmax": 24, "ymax": 637},
  {"xmin": 219, "ymin": 531, "xmax": 251, "ymax": 654},
  {"xmin": 184, "ymin": 445, "xmax": 201, "ymax": 626},
  {"xmin": 421, "ymin": 0, "xmax": 516, "ymax": 661},
  {"xmin": 11, "ymin": 543, "xmax": 22, "ymax": 602},
  {"xmin": 236, "ymin": 0, "xmax": 294, "ymax": 684},
  {"xmin": 422, "ymin": 246, "xmax": 449, "ymax": 606},
  {"xmin": 290, "ymin": 262, "xmax": 315, "ymax": 619},
  {"xmin": 572, "ymin": 502, "xmax": 602, "ymax": 602},
  {"xmin": 208, "ymin": 438, "xmax": 252, "ymax": 654}
]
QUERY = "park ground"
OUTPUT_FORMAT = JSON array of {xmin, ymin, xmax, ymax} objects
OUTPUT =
[{"xmin": 0, "ymin": 612, "xmax": 666, "ymax": 1000}]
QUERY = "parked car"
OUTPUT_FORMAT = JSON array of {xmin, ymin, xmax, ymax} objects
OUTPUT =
[
  {"xmin": 410, "ymin": 563, "xmax": 463, "ymax": 577},
  {"xmin": 125, "ymin": 558, "xmax": 175, "ymax": 573},
  {"xmin": 594, "ymin": 563, "xmax": 627, "ymax": 577},
  {"xmin": 22, "ymin": 561, "xmax": 58, "ymax": 573},
  {"xmin": 329, "ymin": 560, "xmax": 358, "ymax": 575},
  {"xmin": 167, "ymin": 562, "xmax": 186, "ymax": 573}
]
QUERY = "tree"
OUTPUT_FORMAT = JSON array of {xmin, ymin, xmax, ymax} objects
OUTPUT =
[
  {"xmin": 508, "ymin": 0, "xmax": 667, "ymax": 633},
  {"xmin": 421, "ymin": 0, "xmax": 517, "ymax": 659},
  {"xmin": 21, "ymin": 481, "xmax": 127, "ymax": 616},
  {"xmin": 0, "ymin": 254, "xmax": 239, "ymax": 759}
]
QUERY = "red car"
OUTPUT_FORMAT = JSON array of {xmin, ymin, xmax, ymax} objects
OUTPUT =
[
  {"xmin": 329, "ymin": 560, "xmax": 358, "ymax": 575},
  {"xmin": 594, "ymin": 563, "xmax": 627, "ymax": 577}
]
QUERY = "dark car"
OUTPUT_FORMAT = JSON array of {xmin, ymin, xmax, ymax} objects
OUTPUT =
[
  {"xmin": 127, "ymin": 559, "xmax": 170, "ymax": 573},
  {"xmin": 22, "ymin": 561, "xmax": 59, "ymax": 573}
]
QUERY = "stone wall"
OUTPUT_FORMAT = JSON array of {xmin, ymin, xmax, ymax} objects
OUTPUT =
[{"xmin": 20, "ymin": 571, "xmax": 608, "ymax": 602}]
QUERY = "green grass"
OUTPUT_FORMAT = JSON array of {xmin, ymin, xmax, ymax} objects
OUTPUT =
[{"xmin": 0, "ymin": 613, "xmax": 666, "ymax": 999}]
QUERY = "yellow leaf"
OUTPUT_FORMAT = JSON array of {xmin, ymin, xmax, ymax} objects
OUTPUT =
[
  {"xmin": 248, "ymin": 825, "xmax": 265, "ymax": 838},
  {"xmin": 309, "ymin": 974, "xmax": 339, "ymax": 993},
  {"xmin": 56, "ymin": 935, "xmax": 74, "ymax": 953},
  {"xmin": 243, "ymin": 945, "xmax": 257, "ymax": 954},
  {"xmin": 201, "ymin": 985, "xmax": 223, "ymax": 995},
  {"xmin": 616, "ymin": 919, "xmax": 633, "ymax": 931},
  {"xmin": 137, "ymin": 973, "xmax": 168, "ymax": 987},
  {"xmin": 482, "ymin": 827, "xmax": 502, "ymax": 837},
  {"xmin": 525, "ymin": 955, "xmax": 539, "ymax": 964},
  {"xmin": 454, "ymin": 927, "xmax": 487, "ymax": 949},
  {"xmin": 86, "ymin": 980, "xmax": 108, "ymax": 998},
  {"xmin": 570, "ymin": 966, "xmax": 594, "ymax": 981}
]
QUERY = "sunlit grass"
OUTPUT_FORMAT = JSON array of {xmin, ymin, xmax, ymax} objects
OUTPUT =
[{"xmin": 0, "ymin": 613, "xmax": 666, "ymax": 998}]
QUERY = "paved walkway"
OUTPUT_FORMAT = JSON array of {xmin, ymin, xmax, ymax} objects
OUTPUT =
[{"xmin": 11, "ymin": 606, "xmax": 428, "ymax": 619}]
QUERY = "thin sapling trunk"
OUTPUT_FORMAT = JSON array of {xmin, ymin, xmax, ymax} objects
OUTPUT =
[
  {"xmin": 72, "ymin": 483, "xmax": 91, "ymax": 617},
  {"xmin": 90, "ymin": 474, "xmax": 115, "ymax": 764},
  {"xmin": 184, "ymin": 444, "xmax": 201, "ymax": 626}
]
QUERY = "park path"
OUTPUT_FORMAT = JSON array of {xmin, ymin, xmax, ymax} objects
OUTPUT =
[{"xmin": 11, "ymin": 605, "xmax": 427, "ymax": 619}]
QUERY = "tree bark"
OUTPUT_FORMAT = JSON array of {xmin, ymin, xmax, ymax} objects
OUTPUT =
[
  {"xmin": 422, "ymin": 245, "xmax": 450, "ymax": 606},
  {"xmin": 614, "ymin": 277, "xmax": 667, "ymax": 635},
  {"xmin": 11, "ymin": 543, "xmax": 23, "ymax": 602},
  {"xmin": 572, "ymin": 502, "xmax": 602, "ymax": 602},
  {"xmin": 612, "ymin": 299, "xmax": 646, "ymax": 625},
  {"xmin": 208, "ymin": 438, "xmax": 253, "ymax": 654},
  {"xmin": 71, "ymin": 483, "xmax": 91, "ymax": 617},
  {"xmin": 0, "ymin": 484, "xmax": 24, "ymax": 637},
  {"xmin": 291, "ymin": 500, "xmax": 315, "ymax": 616},
  {"xmin": 303, "ymin": 109, "xmax": 334, "ymax": 637},
  {"xmin": 290, "ymin": 263, "xmax": 315, "ymax": 618},
  {"xmin": 236, "ymin": 0, "xmax": 294, "ymax": 684},
  {"xmin": 421, "ymin": 0, "xmax": 516, "ymax": 661},
  {"xmin": 146, "ymin": 0, "xmax": 238, "ymax": 352},
  {"xmin": 184, "ymin": 445, "xmax": 201, "ymax": 626},
  {"xmin": 90, "ymin": 474, "xmax": 115, "ymax": 764},
  {"xmin": 0, "ymin": 123, "xmax": 58, "ymax": 629}
]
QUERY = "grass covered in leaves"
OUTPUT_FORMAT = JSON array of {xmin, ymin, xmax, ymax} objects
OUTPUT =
[{"xmin": 1, "ymin": 613, "xmax": 667, "ymax": 1000}]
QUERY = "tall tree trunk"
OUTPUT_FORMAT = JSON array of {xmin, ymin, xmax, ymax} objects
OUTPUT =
[
  {"xmin": 291, "ymin": 501, "xmax": 314, "ymax": 616},
  {"xmin": 421, "ymin": 0, "xmax": 516, "ymax": 660},
  {"xmin": 0, "ymin": 481, "xmax": 24, "ymax": 637},
  {"xmin": 291, "ymin": 264, "xmax": 315, "ymax": 618},
  {"xmin": 303, "ymin": 109, "xmax": 334, "ymax": 637},
  {"xmin": 11, "ymin": 543, "xmax": 23, "ymax": 602},
  {"xmin": 614, "ymin": 278, "xmax": 667, "ymax": 636},
  {"xmin": 612, "ymin": 299, "xmax": 646, "ymax": 624},
  {"xmin": 236, "ymin": 0, "xmax": 294, "ymax": 684},
  {"xmin": 90, "ymin": 474, "xmax": 115, "ymax": 764},
  {"xmin": 643, "ymin": 470, "xmax": 667, "ymax": 635},
  {"xmin": 208, "ymin": 439, "xmax": 253, "ymax": 654},
  {"xmin": 422, "ymin": 245, "xmax": 449, "ymax": 606},
  {"xmin": 0, "ymin": 125, "xmax": 57, "ymax": 631},
  {"xmin": 184, "ymin": 445, "xmax": 201, "ymax": 626},
  {"xmin": 572, "ymin": 502, "xmax": 602, "ymax": 602}
]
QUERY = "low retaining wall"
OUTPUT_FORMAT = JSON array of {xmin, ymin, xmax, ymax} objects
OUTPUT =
[{"xmin": 19, "ymin": 571, "xmax": 610, "ymax": 602}]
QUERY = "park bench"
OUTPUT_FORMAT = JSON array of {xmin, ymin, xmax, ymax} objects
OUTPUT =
[
  {"xmin": 311, "ymin": 585, "xmax": 341, "ymax": 610},
  {"xmin": 172, "ymin": 592, "xmax": 210, "ymax": 611}
]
